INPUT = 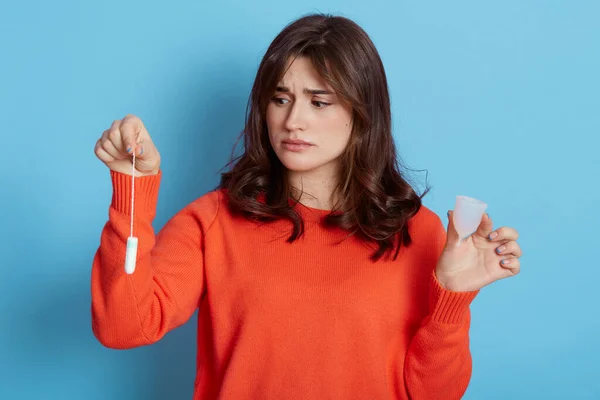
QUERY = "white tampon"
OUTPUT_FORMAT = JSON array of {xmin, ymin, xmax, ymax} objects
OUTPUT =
[
  {"xmin": 125, "ymin": 147, "xmax": 138, "ymax": 274},
  {"xmin": 125, "ymin": 237, "xmax": 138, "ymax": 274}
]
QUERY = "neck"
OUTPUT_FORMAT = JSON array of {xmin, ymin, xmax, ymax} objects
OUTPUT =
[{"xmin": 287, "ymin": 167, "xmax": 340, "ymax": 210}]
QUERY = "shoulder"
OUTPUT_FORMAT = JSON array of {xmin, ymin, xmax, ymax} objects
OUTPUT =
[
  {"xmin": 407, "ymin": 204, "xmax": 447, "ymax": 252},
  {"xmin": 170, "ymin": 189, "xmax": 226, "ymax": 233},
  {"xmin": 409, "ymin": 204, "xmax": 444, "ymax": 234},
  {"xmin": 188, "ymin": 188, "xmax": 225, "ymax": 214}
]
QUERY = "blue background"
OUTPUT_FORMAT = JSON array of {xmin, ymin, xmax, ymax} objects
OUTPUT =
[{"xmin": 1, "ymin": 0, "xmax": 598, "ymax": 398}]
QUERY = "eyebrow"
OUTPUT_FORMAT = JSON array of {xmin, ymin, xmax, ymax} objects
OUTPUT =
[{"xmin": 276, "ymin": 86, "xmax": 334, "ymax": 95}]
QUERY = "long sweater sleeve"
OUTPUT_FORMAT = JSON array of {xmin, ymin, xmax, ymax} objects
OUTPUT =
[
  {"xmin": 91, "ymin": 170, "xmax": 216, "ymax": 349},
  {"xmin": 404, "ymin": 216, "xmax": 479, "ymax": 400}
]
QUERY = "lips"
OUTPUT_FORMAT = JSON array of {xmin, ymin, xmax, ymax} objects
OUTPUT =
[
  {"xmin": 282, "ymin": 139, "xmax": 314, "ymax": 146},
  {"xmin": 281, "ymin": 139, "xmax": 314, "ymax": 152}
]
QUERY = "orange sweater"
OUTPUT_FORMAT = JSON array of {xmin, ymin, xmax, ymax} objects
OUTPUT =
[{"xmin": 91, "ymin": 170, "xmax": 479, "ymax": 400}]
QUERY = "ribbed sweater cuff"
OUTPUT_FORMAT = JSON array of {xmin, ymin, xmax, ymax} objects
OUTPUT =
[
  {"xmin": 110, "ymin": 169, "xmax": 162, "ymax": 219},
  {"xmin": 429, "ymin": 270, "xmax": 479, "ymax": 324}
]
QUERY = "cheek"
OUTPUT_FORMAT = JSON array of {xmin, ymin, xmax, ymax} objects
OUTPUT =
[
  {"xmin": 265, "ymin": 107, "xmax": 273, "ymax": 129},
  {"xmin": 321, "ymin": 114, "xmax": 352, "ymax": 147},
  {"xmin": 265, "ymin": 107, "xmax": 278, "ymax": 142}
]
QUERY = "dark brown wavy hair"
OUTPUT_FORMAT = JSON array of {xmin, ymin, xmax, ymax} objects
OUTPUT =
[{"xmin": 219, "ymin": 13, "xmax": 430, "ymax": 261}]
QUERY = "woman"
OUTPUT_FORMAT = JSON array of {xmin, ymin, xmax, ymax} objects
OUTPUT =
[{"xmin": 92, "ymin": 13, "xmax": 522, "ymax": 400}]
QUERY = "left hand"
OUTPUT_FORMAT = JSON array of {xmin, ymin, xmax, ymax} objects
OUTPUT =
[{"xmin": 435, "ymin": 210, "xmax": 523, "ymax": 292}]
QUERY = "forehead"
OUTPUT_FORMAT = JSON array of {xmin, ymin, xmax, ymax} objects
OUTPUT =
[{"xmin": 279, "ymin": 56, "xmax": 334, "ymax": 91}]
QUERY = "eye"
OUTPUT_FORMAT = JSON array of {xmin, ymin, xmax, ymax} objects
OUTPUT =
[
  {"xmin": 312, "ymin": 101, "xmax": 330, "ymax": 108},
  {"xmin": 271, "ymin": 97, "xmax": 289, "ymax": 105}
]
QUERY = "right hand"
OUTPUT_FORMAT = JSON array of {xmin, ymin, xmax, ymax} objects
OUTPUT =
[{"xmin": 94, "ymin": 114, "xmax": 161, "ymax": 176}]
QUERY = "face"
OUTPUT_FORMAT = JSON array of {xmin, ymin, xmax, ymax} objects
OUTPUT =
[{"xmin": 266, "ymin": 56, "xmax": 353, "ymax": 181}]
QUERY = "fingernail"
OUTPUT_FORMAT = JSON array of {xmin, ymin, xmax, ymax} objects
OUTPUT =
[
  {"xmin": 127, "ymin": 147, "xmax": 132, "ymax": 153},
  {"xmin": 139, "ymin": 146, "xmax": 144, "ymax": 156},
  {"xmin": 502, "ymin": 259, "xmax": 511, "ymax": 265},
  {"xmin": 489, "ymin": 232, "xmax": 498, "ymax": 240},
  {"xmin": 496, "ymin": 245, "xmax": 506, "ymax": 253}
]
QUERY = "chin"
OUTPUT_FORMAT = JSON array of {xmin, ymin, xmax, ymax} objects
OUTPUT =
[{"xmin": 277, "ymin": 153, "xmax": 327, "ymax": 173}]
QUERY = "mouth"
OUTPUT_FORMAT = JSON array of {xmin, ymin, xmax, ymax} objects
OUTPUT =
[
  {"xmin": 281, "ymin": 139, "xmax": 314, "ymax": 152},
  {"xmin": 282, "ymin": 139, "xmax": 314, "ymax": 146}
]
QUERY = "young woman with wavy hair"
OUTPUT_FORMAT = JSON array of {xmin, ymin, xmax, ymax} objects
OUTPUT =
[{"xmin": 92, "ymin": 13, "xmax": 522, "ymax": 400}]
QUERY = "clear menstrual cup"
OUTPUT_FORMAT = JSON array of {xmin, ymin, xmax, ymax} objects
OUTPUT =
[{"xmin": 453, "ymin": 195, "xmax": 488, "ymax": 247}]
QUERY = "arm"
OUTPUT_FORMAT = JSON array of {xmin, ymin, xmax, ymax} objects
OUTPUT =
[
  {"xmin": 404, "ymin": 216, "xmax": 479, "ymax": 399},
  {"xmin": 91, "ymin": 170, "xmax": 217, "ymax": 349}
]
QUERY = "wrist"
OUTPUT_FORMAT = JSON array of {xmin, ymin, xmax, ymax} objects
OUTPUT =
[
  {"xmin": 434, "ymin": 269, "xmax": 461, "ymax": 292},
  {"xmin": 430, "ymin": 270, "xmax": 479, "ymax": 323},
  {"xmin": 140, "ymin": 168, "xmax": 160, "ymax": 177}
]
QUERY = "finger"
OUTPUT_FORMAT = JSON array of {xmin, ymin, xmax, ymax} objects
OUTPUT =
[
  {"xmin": 134, "ymin": 138, "xmax": 146, "ymax": 157},
  {"xmin": 95, "ymin": 138, "xmax": 116, "ymax": 163},
  {"xmin": 106, "ymin": 119, "xmax": 125, "ymax": 149},
  {"xmin": 106, "ymin": 121, "xmax": 126, "ymax": 152},
  {"xmin": 446, "ymin": 210, "xmax": 460, "ymax": 246},
  {"xmin": 103, "ymin": 129, "xmax": 127, "ymax": 160},
  {"xmin": 119, "ymin": 115, "xmax": 146, "ymax": 154},
  {"xmin": 494, "ymin": 240, "xmax": 522, "ymax": 258},
  {"xmin": 474, "ymin": 212, "xmax": 493, "ymax": 239},
  {"xmin": 102, "ymin": 137, "xmax": 126, "ymax": 160},
  {"xmin": 499, "ymin": 257, "xmax": 520, "ymax": 275},
  {"xmin": 488, "ymin": 226, "xmax": 519, "ymax": 242}
]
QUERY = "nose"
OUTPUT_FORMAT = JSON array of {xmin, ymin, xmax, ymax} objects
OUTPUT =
[{"xmin": 284, "ymin": 101, "xmax": 307, "ymax": 132}]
